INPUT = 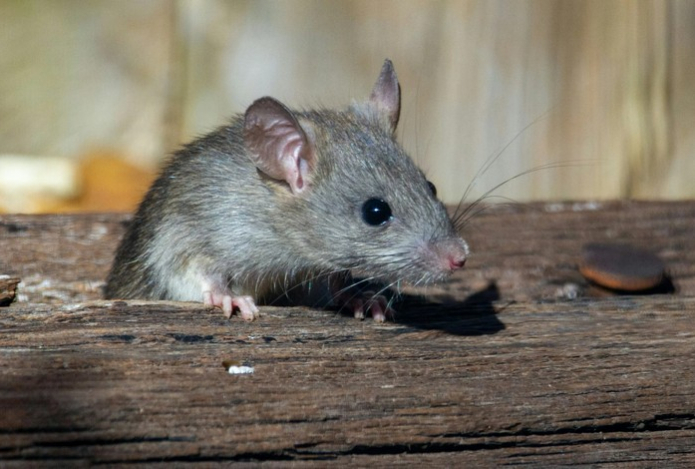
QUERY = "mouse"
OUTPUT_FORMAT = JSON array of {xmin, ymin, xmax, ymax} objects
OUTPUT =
[{"xmin": 104, "ymin": 59, "xmax": 469, "ymax": 322}]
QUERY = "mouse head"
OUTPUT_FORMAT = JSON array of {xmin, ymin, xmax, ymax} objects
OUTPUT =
[{"xmin": 243, "ymin": 59, "xmax": 468, "ymax": 285}]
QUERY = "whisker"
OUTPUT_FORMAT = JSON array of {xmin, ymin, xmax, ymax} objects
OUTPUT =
[
  {"xmin": 453, "ymin": 107, "xmax": 557, "ymax": 222},
  {"xmin": 454, "ymin": 160, "xmax": 596, "ymax": 228}
]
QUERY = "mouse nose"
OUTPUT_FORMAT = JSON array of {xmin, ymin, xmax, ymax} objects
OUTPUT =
[
  {"xmin": 431, "ymin": 238, "xmax": 469, "ymax": 274},
  {"xmin": 448, "ymin": 254, "xmax": 466, "ymax": 271}
]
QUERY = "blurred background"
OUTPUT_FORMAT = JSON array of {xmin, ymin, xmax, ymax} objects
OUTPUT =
[{"xmin": 0, "ymin": 0, "xmax": 693, "ymax": 213}]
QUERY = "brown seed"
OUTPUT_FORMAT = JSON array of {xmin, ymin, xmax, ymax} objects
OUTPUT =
[
  {"xmin": 222, "ymin": 359, "xmax": 242, "ymax": 370},
  {"xmin": 579, "ymin": 243, "xmax": 665, "ymax": 291}
]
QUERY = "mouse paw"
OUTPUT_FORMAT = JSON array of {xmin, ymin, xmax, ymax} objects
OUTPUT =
[
  {"xmin": 203, "ymin": 290, "xmax": 259, "ymax": 321},
  {"xmin": 341, "ymin": 292, "xmax": 395, "ymax": 323}
]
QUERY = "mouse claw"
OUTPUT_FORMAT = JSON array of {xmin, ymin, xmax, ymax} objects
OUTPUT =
[
  {"xmin": 352, "ymin": 299, "xmax": 366, "ymax": 320},
  {"xmin": 203, "ymin": 290, "xmax": 260, "ymax": 321},
  {"xmin": 370, "ymin": 301, "xmax": 387, "ymax": 323},
  {"xmin": 368, "ymin": 295, "xmax": 396, "ymax": 323},
  {"xmin": 233, "ymin": 295, "xmax": 260, "ymax": 321}
]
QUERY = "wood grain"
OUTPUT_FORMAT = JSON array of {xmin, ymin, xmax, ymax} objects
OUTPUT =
[{"xmin": 1, "ymin": 201, "xmax": 694, "ymax": 466}]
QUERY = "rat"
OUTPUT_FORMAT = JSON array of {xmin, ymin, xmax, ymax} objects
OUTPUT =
[{"xmin": 104, "ymin": 59, "xmax": 469, "ymax": 322}]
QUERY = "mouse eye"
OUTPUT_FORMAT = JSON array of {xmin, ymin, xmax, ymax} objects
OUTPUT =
[
  {"xmin": 362, "ymin": 198, "xmax": 393, "ymax": 226},
  {"xmin": 427, "ymin": 180, "xmax": 437, "ymax": 197}
]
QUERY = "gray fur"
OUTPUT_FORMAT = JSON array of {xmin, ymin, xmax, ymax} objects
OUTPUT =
[{"xmin": 104, "ymin": 60, "xmax": 468, "ymax": 307}]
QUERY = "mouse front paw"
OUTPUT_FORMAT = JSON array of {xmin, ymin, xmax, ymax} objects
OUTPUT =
[
  {"xmin": 328, "ymin": 274, "xmax": 396, "ymax": 322},
  {"xmin": 202, "ymin": 290, "xmax": 260, "ymax": 321},
  {"xmin": 338, "ymin": 291, "xmax": 395, "ymax": 323}
]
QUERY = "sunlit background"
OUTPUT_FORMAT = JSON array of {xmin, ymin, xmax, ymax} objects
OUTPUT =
[{"xmin": 0, "ymin": 0, "xmax": 692, "ymax": 213}]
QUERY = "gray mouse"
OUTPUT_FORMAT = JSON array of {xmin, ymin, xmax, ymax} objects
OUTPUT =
[{"xmin": 104, "ymin": 59, "xmax": 469, "ymax": 322}]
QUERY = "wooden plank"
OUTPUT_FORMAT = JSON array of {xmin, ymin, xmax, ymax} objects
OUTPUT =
[{"xmin": 1, "ymin": 201, "xmax": 695, "ymax": 466}]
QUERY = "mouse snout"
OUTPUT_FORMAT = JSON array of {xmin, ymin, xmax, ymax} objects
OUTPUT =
[
  {"xmin": 432, "ymin": 239, "xmax": 468, "ymax": 273},
  {"xmin": 408, "ymin": 236, "xmax": 469, "ymax": 285},
  {"xmin": 447, "ymin": 254, "xmax": 466, "ymax": 271}
]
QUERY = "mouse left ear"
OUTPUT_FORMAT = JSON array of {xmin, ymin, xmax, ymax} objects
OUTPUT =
[
  {"xmin": 243, "ymin": 97, "xmax": 315, "ymax": 195},
  {"xmin": 369, "ymin": 59, "xmax": 401, "ymax": 132}
]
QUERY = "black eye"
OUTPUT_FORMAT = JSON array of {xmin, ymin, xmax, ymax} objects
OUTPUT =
[
  {"xmin": 362, "ymin": 198, "xmax": 393, "ymax": 226},
  {"xmin": 427, "ymin": 181, "xmax": 437, "ymax": 197}
]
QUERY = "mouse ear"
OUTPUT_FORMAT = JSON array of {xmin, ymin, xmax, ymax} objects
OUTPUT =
[
  {"xmin": 369, "ymin": 59, "xmax": 401, "ymax": 132},
  {"xmin": 243, "ymin": 97, "xmax": 315, "ymax": 195}
]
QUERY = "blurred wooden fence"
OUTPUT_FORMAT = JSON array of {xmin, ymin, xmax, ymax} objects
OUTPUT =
[{"xmin": 0, "ymin": 0, "xmax": 692, "ymax": 207}]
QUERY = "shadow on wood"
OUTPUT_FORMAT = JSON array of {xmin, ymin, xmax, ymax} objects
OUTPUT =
[{"xmin": 386, "ymin": 282, "xmax": 505, "ymax": 336}]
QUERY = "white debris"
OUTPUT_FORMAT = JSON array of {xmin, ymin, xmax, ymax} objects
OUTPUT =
[{"xmin": 227, "ymin": 365, "xmax": 255, "ymax": 375}]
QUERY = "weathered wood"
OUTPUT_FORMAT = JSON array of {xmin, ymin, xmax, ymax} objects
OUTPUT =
[{"xmin": 1, "ymin": 201, "xmax": 695, "ymax": 466}]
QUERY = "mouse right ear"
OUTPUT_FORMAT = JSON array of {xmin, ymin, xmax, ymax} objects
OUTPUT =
[
  {"xmin": 243, "ymin": 97, "xmax": 315, "ymax": 195},
  {"xmin": 368, "ymin": 59, "xmax": 401, "ymax": 132}
]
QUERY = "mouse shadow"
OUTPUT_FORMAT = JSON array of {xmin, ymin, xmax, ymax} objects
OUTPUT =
[
  {"xmin": 270, "ymin": 279, "xmax": 505, "ymax": 337},
  {"xmin": 338, "ymin": 281, "xmax": 506, "ymax": 336}
]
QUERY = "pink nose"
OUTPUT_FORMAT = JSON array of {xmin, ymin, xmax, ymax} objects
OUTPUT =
[{"xmin": 448, "ymin": 255, "xmax": 466, "ymax": 271}]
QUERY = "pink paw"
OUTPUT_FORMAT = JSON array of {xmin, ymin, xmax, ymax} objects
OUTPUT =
[
  {"xmin": 203, "ymin": 290, "xmax": 259, "ymax": 321},
  {"xmin": 339, "ymin": 291, "xmax": 395, "ymax": 323},
  {"xmin": 328, "ymin": 275, "xmax": 396, "ymax": 322}
]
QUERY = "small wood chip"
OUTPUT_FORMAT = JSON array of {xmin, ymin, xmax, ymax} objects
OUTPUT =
[
  {"xmin": 222, "ymin": 359, "xmax": 254, "ymax": 375},
  {"xmin": 0, "ymin": 275, "xmax": 21, "ymax": 306},
  {"xmin": 579, "ymin": 243, "xmax": 665, "ymax": 291}
]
